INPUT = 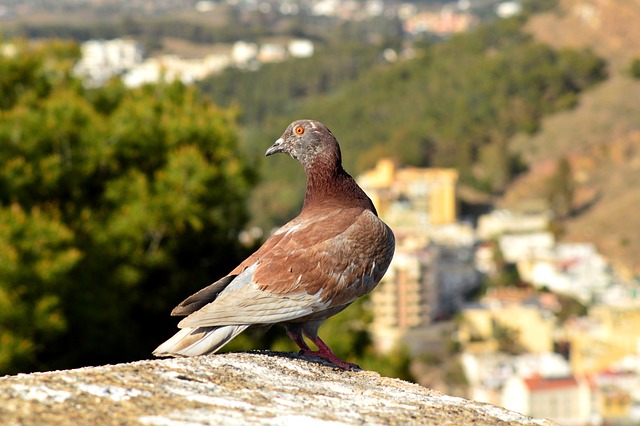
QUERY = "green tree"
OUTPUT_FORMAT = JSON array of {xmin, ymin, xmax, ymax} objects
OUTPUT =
[
  {"xmin": 0, "ymin": 204, "xmax": 81, "ymax": 373},
  {"xmin": 629, "ymin": 57, "xmax": 640, "ymax": 79},
  {"xmin": 0, "ymin": 40, "xmax": 256, "ymax": 373},
  {"xmin": 547, "ymin": 157, "xmax": 575, "ymax": 219}
]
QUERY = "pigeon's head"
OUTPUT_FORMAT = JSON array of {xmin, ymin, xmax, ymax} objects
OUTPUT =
[{"xmin": 266, "ymin": 119, "xmax": 342, "ymax": 170}]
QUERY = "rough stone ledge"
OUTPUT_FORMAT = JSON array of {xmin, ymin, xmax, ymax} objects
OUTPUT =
[{"xmin": 0, "ymin": 351, "xmax": 557, "ymax": 425}]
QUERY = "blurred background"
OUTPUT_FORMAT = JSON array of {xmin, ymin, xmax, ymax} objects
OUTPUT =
[{"xmin": 1, "ymin": 0, "xmax": 640, "ymax": 423}]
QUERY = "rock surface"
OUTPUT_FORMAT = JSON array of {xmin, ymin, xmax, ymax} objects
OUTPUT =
[{"xmin": 0, "ymin": 351, "xmax": 556, "ymax": 425}]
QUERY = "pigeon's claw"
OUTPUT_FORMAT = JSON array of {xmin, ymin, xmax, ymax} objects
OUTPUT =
[
  {"xmin": 301, "ymin": 335, "xmax": 360, "ymax": 371},
  {"xmin": 299, "ymin": 348, "xmax": 361, "ymax": 370}
]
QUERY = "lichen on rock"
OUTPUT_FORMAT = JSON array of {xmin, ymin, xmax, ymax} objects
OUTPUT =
[{"xmin": 0, "ymin": 351, "xmax": 556, "ymax": 425}]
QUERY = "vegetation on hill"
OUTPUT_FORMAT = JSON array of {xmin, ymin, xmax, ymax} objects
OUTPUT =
[
  {"xmin": 297, "ymin": 19, "xmax": 605, "ymax": 182},
  {"xmin": 5, "ymin": 12, "xmax": 257, "ymax": 44},
  {"xmin": 505, "ymin": 0, "xmax": 640, "ymax": 276},
  {"xmin": 200, "ymin": 43, "xmax": 385, "ymax": 126},
  {"xmin": 200, "ymin": 17, "xmax": 606, "ymax": 229},
  {"xmin": 3, "ymin": 5, "xmax": 404, "ymax": 53}
]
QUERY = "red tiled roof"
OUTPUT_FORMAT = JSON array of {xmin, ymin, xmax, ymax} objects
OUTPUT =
[{"xmin": 524, "ymin": 375, "xmax": 578, "ymax": 391}]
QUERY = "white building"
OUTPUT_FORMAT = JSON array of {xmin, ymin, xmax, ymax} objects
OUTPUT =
[
  {"xmin": 231, "ymin": 41, "xmax": 259, "ymax": 69},
  {"xmin": 75, "ymin": 36, "xmax": 314, "ymax": 88},
  {"xmin": 258, "ymin": 43, "xmax": 288, "ymax": 63},
  {"xmin": 462, "ymin": 352, "xmax": 573, "ymax": 407},
  {"xmin": 496, "ymin": 1, "xmax": 523, "ymax": 19},
  {"xmin": 74, "ymin": 39, "xmax": 143, "ymax": 87},
  {"xmin": 123, "ymin": 52, "xmax": 231, "ymax": 87},
  {"xmin": 477, "ymin": 209, "xmax": 551, "ymax": 240},
  {"xmin": 501, "ymin": 374, "xmax": 595, "ymax": 426},
  {"xmin": 521, "ymin": 242, "xmax": 612, "ymax": 304},
  {"xmin": 498, "ymin": 232, "xmax": 555, "ymax": 264},
  {"xmin": 288, "ymin": 39, "xmax": 314, "ymax": 58}
]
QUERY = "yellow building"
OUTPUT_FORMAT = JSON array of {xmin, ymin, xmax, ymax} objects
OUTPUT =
[
  {"xmin": 370, "ymin": 248, "xmax": 436, "ymax": 353},
  {"xmin": 357, "ymin": 159, "xmax": 458, "ymax": 228},
  {"xmin": 566, "ymin": 304, "xmax": 640, "ymax": 375},
  {"xmin": 362, "ymin": 160, "xmax": 473, "ymax": 354},
  {"xmin": 458, "ymin": 289, "xmax": 555, "ymax": 354}
]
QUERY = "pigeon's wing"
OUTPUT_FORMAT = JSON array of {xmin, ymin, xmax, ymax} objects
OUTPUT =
[
  {"xmin": 177, "ymin": 261, "xmax": 327, "ymax": 328},
  {"xmin": 253, "ymin": 206, "xmax": 395, "ymax": 306},
  {"xmin": 168, "ymin": 212, "xmax": 313, "ymax": 318},
  {"xmin": 177, "ymin": 206, "xmax": 394, "ymax": 329},
  {"xmin": 171, "ymin": 274, "xmax": 237, "ymax": 316}
]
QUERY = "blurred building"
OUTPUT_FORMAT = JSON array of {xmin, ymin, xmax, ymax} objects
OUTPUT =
[
  {"xmin": 403, "ymin": 8, "xmax": 477, "ymax": 36},
  {"xmin": 501, "ymin": 374, "xmax": 595, "ymax": 426},
  {"xmin": 358, "ymin": 158, "xmax": 458, "ymax": 232},
  {"xmin": 462, "ymin": 351, "xmax": 574, "ymax": 407},
  {"xmin": 75, "ymin": 38, "xmax": 314, "ymax": 87},
  {"xmin": 288, "ymin": 39, "xmax": 314, "ymax": 58},
  {"xmin": 360, "ymin": 159, "xmax": 476, "ymax": 354},
  {"xmin": 523, "ymin": 242, "xmax": 612, "ymax": 304},
  {"xmin": 370, "ymin": 243, "xmax": 479, "ymax": 354},
  {"xmin": 478, "ymin": 207, "xmax": 619, "ymax": 304},
  {"xmin": 123, "ymin": 52, "xmax": 231, "ymax": 87},
  {"xmin": 596, "ymin": 368, "xmax": 640, "ymax": 424},
  {"xmin": 476, "ymin": 209, "xmax": 550, "ymax": 240},
  {"xmin": 231, "ymin": 41, "xmax": 259, "ymax": 69},
  {"xmin": 74, "ymin": 38, "xmax": 143, "ymax": 87},
  {"xmin": 458, "ymin": 288, "xmax": 557, "ymax": 355},
  {"xmin": 565, "ymin": 304, "xmax": 640, "ymax": 376},
  {"xmin": 498, "ymin": 232, "xmax": 555, "ymax": 264}
]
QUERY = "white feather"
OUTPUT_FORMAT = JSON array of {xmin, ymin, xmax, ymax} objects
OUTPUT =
[{"xmin": 152, "ymin": 325, "xmax": 248, "ymax": 357}]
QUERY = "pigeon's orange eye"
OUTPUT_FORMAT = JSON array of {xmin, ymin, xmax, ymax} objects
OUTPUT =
[{"xmin": 294, "ymin": 125, "xmax": 305, "ymax": 135}]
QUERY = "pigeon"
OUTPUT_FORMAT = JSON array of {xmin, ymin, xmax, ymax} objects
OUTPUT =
[{"xmin": 153, "ymin": 119, "xmax": 395, "ymax": 370}]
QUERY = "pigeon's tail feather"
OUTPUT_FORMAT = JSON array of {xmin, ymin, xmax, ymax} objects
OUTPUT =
[{"xmin": 152, "ymin": 325, "xmax": 249, "ymax": 357}]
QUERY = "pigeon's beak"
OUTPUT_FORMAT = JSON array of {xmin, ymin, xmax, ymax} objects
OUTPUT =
[{"xmin": 265, "ymin": 137, "xmax": 285, "ymax": 156}]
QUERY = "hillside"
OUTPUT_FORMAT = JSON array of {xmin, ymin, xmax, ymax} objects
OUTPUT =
[
  {"xmin": 216, "ymin": 16, "xmax": 607, "ymax": 231},
  {"xmin": 503, "ymin": 0, "xmax": 640, "ymax": 277}
]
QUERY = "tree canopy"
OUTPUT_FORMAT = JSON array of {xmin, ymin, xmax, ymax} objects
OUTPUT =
[{"xmin": 0, "ymin": 40, "xmax": 256, "ymax": 374}]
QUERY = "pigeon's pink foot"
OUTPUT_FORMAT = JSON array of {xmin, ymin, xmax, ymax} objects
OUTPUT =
[
  {"xmin": 286, "ymin": 326, "xmax": 312, "ymax": 352},
  {"xmin": 286, "ymin": 325, "xmax": 360, "ymax": 370},
  {"xmin": 299, "ymin": 348, "xmax": 360, "ymax": 370},
  {"xmin": 301, "ymin": 335, "xmax": 360, "ymax": 370}
]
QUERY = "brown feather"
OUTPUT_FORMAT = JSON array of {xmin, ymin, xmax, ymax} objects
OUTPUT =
[{"xmin": 154, "ymin": 119, "xmax": 395, "ymax": 368}]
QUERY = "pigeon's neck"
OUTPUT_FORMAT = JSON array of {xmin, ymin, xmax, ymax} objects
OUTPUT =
[{"xmin": 302, "ymin": 158, "xmax": 377, "ymax": 214}]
